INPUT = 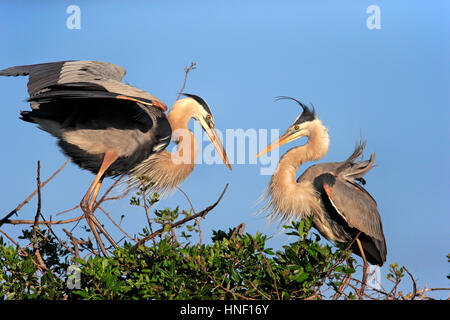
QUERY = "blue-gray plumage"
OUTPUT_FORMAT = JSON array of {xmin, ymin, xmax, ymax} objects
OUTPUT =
[
  {"xmin": 0, "ymin": 60, "xmax": 231, "ymax": 255},
  {"xmin": 257, "ymin": 97, "xmax": 386, "ymax": 267}
]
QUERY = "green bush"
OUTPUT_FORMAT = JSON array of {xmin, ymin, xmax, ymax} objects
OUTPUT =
[
  {"xmin": 2, "ymin": 211, "xmax": 444, "ymax": 300},
  {"xmin": 1, "ymin": 182, "xmax": 447, "ymax": 300}
]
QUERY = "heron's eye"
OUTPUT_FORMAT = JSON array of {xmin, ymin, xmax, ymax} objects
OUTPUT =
[
  {"xmin": 206, "ymin": 114, "xmax": 212, "ymax": 121},
  {"xmin": 294, "ymin": 125, "xmax": 300, "ymax": 130}
]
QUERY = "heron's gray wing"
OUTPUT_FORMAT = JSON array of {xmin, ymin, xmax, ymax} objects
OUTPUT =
[
  {"xmin": 0, "ymin": 60, "xmax": 166, "ymax": 111},
  {"xmin": 322, "ymin": 178, "xmax": 384, "ymax": 241},
  {"xmin": 321, "ymin": 177, "xmax": 387, "ymax": 265},
  {"xmin": 0, "ymin": 61, "xmax": 123, "ymax": 95}
]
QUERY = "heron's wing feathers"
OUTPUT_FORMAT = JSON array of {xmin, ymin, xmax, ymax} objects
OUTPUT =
[
  {"xmin": 321, "ymin": 178, "xmax": 387, "ymax": 265},
  {"xmin": 0, "ymin": 61, "xmax": 124, "ymax": 95},
  {"xmin": 322, "ymin": 179, "xmax": 384, "ymax": 241},
  {"xmin": 24, "ymin": 85, "xmax": 155, "ymax": 131},
  {"xmin": 0, "ymin": 60, "xmax": 166, "ymax": 111}
]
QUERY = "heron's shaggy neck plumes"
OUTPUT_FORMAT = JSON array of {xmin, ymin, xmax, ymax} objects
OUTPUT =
[
  {"xmin": 131, "ymin": 99, "xmax": 198, "ymax": 195},
  {"xmin": 263, "ymin": 119, "xmax": 330, "ymax": 223}
]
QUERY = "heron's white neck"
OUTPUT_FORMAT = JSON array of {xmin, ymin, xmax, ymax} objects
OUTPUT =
[{"xmin": 263, "ymin": 120, "xmax": 330, "ymax": 222}]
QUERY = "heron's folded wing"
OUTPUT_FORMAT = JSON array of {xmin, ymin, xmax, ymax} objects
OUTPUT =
[
  {"xmin": 321, "ymin": 178, "xmax": 385, "ymax": 243},
  {"xmin": 321, "ymin": 178, "xmax": 387, "ymax": 265}
]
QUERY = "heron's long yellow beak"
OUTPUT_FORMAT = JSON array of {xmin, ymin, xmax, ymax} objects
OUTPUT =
[
  {"xmin": 203, "ymin": 124, "xmax": 232, "ymax": 170},
  {"xmin": 256, "ymin": 131, "xmax": 300, "ymax": 158}
]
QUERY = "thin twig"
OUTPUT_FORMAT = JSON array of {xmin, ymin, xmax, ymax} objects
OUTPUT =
[
  {"xmin": 248, "ymin": 280, "xmax": 270, "ymax": 300},
  {"xmin": 134, "ymin": 183, "xmax": 228, "ymax": 248},
  {"xmin": 177, "ymin": 186, "xmax": 203, "ymax": 244},
  {"xmin": 55, "ymin": 204, "xmax": 80, "ymax": 216},
  {"xmin": 403, "ymin": 266, "xmax": 417, "ymax": 300},
  {"xmin": 0, "ymin": 229, "xmax": 19, "ymax": 246},
  {"xmin": 0, "ymin": 158, "xmax": 70, "ymax": 226},
  {"xmin": 230, "ymin": 223, "xmax": 246, "ymax": 241},
  {"xmin": 32, "ymin": 161, "xmax": 47, "ymax": 271},
  {"xmin": 195, "ymin": 255, "xmax": 253, "ymax": 300},
  {"xmin": 97, "ymin": 206, "xmax": 136, "ymax": 242},
  {"xmin": 176, "ymin": 62, "xmax": 197, "ymax": 101},
  {"xmin": 252, "ymin": 237, "xmax": 280, "ymax": 300},
  {"xmin": 313, "ymin": 231, "xmax": 362, "ymax": 298},
  {"xmin": 6, "ymin": 216, "xmax": 84, "ymax": 225}
]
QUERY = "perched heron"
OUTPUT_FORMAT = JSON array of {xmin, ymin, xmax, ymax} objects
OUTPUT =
[
  {"xmin": 256, "ymin": 97, "xmax": 386, "ymax": 268},
  {"xmin": 0, "ymin": 60, "xmax": 231, "ymax": 253}
]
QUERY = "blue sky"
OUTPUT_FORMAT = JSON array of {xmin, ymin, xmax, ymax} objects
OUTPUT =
[{"xmin": 0, "ymin": 1, "xmax": 448, "ymax": 297}]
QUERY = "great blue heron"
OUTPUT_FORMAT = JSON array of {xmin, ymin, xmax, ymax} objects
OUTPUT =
[
  {"xmin": 256, "ymin": 97, "xmax": 386, "ymax": 270},
  {"xmin": 0, "ymin": 60, "xmax": 231, "ymax": 253}
]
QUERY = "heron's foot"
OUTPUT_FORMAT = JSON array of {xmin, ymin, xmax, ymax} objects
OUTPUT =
[
  {"xmin": 80, "ymin": 198, "xmax": 92, "ymax": 217},
  {"xmin": 79, "ymin": 198, "xmax": 108, "ymax": 256}
]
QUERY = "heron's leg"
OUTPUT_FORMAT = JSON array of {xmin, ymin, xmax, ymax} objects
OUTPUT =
[
  {"xmin": 86, "ymin": 177, "xmax": 119, "ymax": 249},
  {"xmin": 80, "ymin": 151, "xmax": 119, "ymax": 256},
  {"xmin": 80, "ymin": 151, "xmax": 119, "ymax": 212},
  {"xmin": 356, "ymin": 238, "xmax": 368, "ymax": 297},
  {"xmin": 89, "ymin": 177, "xmax": 103, "ymax": 211}
]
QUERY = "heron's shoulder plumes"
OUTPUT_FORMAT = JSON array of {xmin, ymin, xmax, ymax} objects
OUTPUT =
[
  {"xmin": 127, "ymin": 150, "xmax": 195, "ymax": 197},
  {"xmin": 259, "ymin": 178, "xmax": 322, "ymax": 226}
]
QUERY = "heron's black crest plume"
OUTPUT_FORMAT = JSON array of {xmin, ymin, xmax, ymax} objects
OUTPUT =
[
  {"xmin": 275, "ymin": 96, "xmax": 316, "ymax": 124},
  {"xmin": 182, "ymin": 93, "xmax": 212, "ymax": 115}
]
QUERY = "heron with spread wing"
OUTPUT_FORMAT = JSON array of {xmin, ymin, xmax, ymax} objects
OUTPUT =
[
  {"xmin": 256, "ymin": 97, "xmax": 387, "ymax": 268},
  {"xmin": 0, "ymin": 60, "xmax": 231, "ymax": 254}
]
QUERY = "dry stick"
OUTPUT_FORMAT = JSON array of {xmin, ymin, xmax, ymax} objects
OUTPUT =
[
  {"xmin": 195, "ymin": 255, "xmax": 253, "ymax": 300},
  {"xmin": 97, "ymin": 206, "xmax": 136, "ymax": 242},
  {"xmin": 55, "ymin": 230, "xmax": 76, "ymax": 257},
  {"xmin": 62, "ymin": 228, "xmax": 91, "ymax": 260},
  {"xmin": 403, "ymin": 266, "xmax": 417, "ymax": 300},
  {"xmin": 58, "ymin": 178, "xmax": 125, "ymax": 220},
  {"xmin": 333, "ymin": 259, "xmax": 354, "ymax": 300},
  {"xmin": 248, "ymin": 280, "xmax": 270, "ymax": 300},
  {"xmin": 32, "ymin": 161, "xmax": 47, "ymax": 272},
  {"xmin": 176, "ymin": 186, "xmax": 203, "ymax": 245},
  {"xmin": 55, "ymin": 205, "xmax": 80, "ymax": 216},
  {"xmin": 230, "ymin": 223, "xmax": 246, "ymax": 240},
  {"xmin": 134, "ymin": 183, "xmax": 229, "ymax": 248},
  {"xmin": 312, "ymin": 231, "xmax": 362, "ymax": 299},
  {"xmin": 0, "ymin": 158, "xmax": 70, "ymax": 226},
  {"xmin": 141, "ymin": 187, "xmax": 155, "ymax": 245},
  {"xmin": 0, "ymin": 229, "xmax": 19, "ymax": 246},
  {"xmin": 6, "ymin": 215, "xmax": 84, "ymax": 225},
  {"xmin": 252, "ymin": 237, "xmax": 280, "ymax": 300},
  {"xmin": 176, "ymin": 62, "xmax": 197, "ymax": 101}
]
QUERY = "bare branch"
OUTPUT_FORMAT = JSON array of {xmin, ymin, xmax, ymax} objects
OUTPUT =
[
  {"xmin": 134, "ymin": 183, "xmax": 228, "ymax": 248},
  {"xmin": 32, "ymin": 161, "xmax": 47, "ymax": 272},
  {"xmin": 176, "ymin": 62, "xmax": 197, "ymax": 101},
  {"xmin": 0, "ymin": 158, "xmax": 70, "ymax": 226}
]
